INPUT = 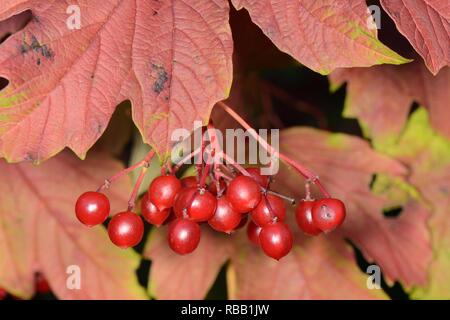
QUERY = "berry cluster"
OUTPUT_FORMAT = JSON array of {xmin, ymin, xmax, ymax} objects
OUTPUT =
[{"xmin": 74, "ymin": 102, "xmax": 346, "ymax": 260}]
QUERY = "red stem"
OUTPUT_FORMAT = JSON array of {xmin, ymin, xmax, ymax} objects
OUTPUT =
[
  {"xmin": 216, "ymin": 102, "xmax": 331, "ymax": 198},
  {"xmin": 127, "ymin": 166, "xmax": 148, "ymax": 211},
  {"xmin": 97, "ymin": 150, "xmax": 155, "ymax": 192}
]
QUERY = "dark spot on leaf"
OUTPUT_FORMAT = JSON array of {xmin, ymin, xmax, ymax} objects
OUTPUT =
[
  {"xmin": 24, "ymin": 153, "xmax": 37, "ymax": 162},
  {"xmin": 152, "ymin": 10, "xmax": 158, "ymax": 15},
  {"xmin": 90, "ymin": 74, "xmax": 95, "ymax": 79},
  {"xmin": 19, "ymin": 34, "xmax": 54, "ymax": 59},
  {"xmin": 36, "ymin": 58, "xmax": 41, "ymax": 65},
  {"xmin": 164, "ymin": 96, "xmax": 169, "ymax": 101},
  {"xmin": 151, "ymin": 63, "xmax": 169, "ymax": 94}
]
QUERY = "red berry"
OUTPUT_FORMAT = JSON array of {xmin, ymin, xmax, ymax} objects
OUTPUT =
[
  {"xmin": 108, "ymin": 212, "xmax": 144, "ymax": 248},
  {"xmin": 245, "ymin": 167, "xmax": 270, "ymax": 187},
  {"xmin": 311, "ymin": 198, "xmax": 346, "ymax": 232},
  {"xmin": 208, "ymin": 179, "xmax": 227, "ymax": 196},
  {"xmin": 246, "ymin": 220, "xmax": 262, "ymax": 245},
  {"xmin": 181, "ymin": 176, "xmax": 198, "ymax": 188},
  {"xmin": 36, "ymin": 273, "xmax": 50, "ymax": 294},
  {"xmin": 259, "ymin": 222, "xmax": 293, "ymax": 260},
  {"xmin": 148, "ymin": 175, "xmax": 182, "ymax": 211},
  {"xmin": 141, "ymin": 193, "xmax": 170, "ymax": 226},
  {"xmin": 75, "ymin": 191, "xmax": 110, "ymax": 227},
  {"xmin": 174, "ymin": 187, "xmax": 217, "ymax": 222},
  {"xmin": 295, "ymin": 200, "xmax": 322, "ymax": 236},
  {"xmin": 235, "ymin": 214, "xmax": 249, "ymax": 230},
  {"xmin": 251, "ymin": 194, "xmax": 286, "ymax": 227},
  {"xmin": 226, "ymin": 176, "xmax": 262, "ymax": 213},
  {"xmin": 208, "ymin": 197, "xmax": 242, "ymax": 233},
  {"xmin": 0, "ymin": 288, "xmax": 7, "ymax": 300},
  {"xmin": 168, "ymin": 219, "xmax": 201, "ymax": 255}
]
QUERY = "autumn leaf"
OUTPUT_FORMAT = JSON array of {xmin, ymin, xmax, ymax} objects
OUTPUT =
[
  {"xmin": 380, "ymin": 0, "xmax": 450, "ymax": 74},
  {"xmin": 0, "ymin": 0, "xmax": 233, "ymax": 163},
  {"xmin": 231, "ymin": 0, "xmax": 409, "ymax": 75},
  {"xmin": 330, "ymin": 61, "xmax": 450, "ymax": 143},
  {"xmin": 0, "ymin": 151, "xmax": 147, "ymax": 299},
  {"xmin": 144, "ymin": 226, "xmax": 233, "ymax": 300},
  {"xmin": 377, "ymin": 108, "xmax": 450, "ymax": 299}
]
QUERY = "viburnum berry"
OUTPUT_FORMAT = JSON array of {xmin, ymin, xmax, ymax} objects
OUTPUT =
[
  {"xmin": 107, "ymin": 211, "xmax": 144, "ymax": 248},
  {"xmin": 36, "ymin": 273, "xmax": 50, "ymax": 294},
  {"xmin": 75, "ymin": 191, "xmax": 110, "ymax": 227},
  {"xmin": 226, "ymin": 175, "xmax": 262, "ymax": 213},
  {"xmin": 208, "ymin": 179, "xmax": 227, "ymax": 196},
  {"xmin": 181, "ymin": 176, "xmax": 198, "ymax": 188},
  {"xmin": 251, "ymin": 194, "xmax": 286, "ymax": 227},
  {"xmin": 295, "ymin": 200, "xmax": 322, "ymax": 236},
  {"xmin": 148, "ymin": 175, "xmax": 182, "ymax": 211},
  {"xmin": 168, "ymin": 218, "xmax": 201, "ymax": 255},
  {"xmin": 245, "ymin": 167, "xmax": 270, "ymax": 187},
  {"xmin": 311, "ymin": 198, "xmax": 346, "ymax": 232},
  {"xmin": 174, "ymin": 187, "xmax": 217, "ymax": 222},
  {"xmin": 259, "ymin": 222, "xmax": 293, "ymax": 260},
  {"xmin": 246, "ymin": 220, "xmax": 262, "ymax": 245},
  {"xmin": 141, "ymin": 193, "xmax": 170, "ymax": 227},
  {"xmin": 208, "ymin": 197, "xmax": 242, "ymax": 233},
  {"xmin": 235, "ymin": 214, "xmax": 249, "ymax": 230}
]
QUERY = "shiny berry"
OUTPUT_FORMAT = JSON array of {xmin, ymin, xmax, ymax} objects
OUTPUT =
[
  {"xmin": 108, "ymin": 212, "xmax": 144, "ymax": 248},
  {"xmin": 246, "ymin": 167, "xmax": 270, "ymax": 187},
  {"xmin": 208, "ymin": 179, "xmax": 227, "ymax": 196},
  {"xmin": 168, "ymin": 219, "xmax": 201, "ymax": 255},
  {"xmin": 251, "ymin": 194, "xmax": 286, "ymax": 227},
  {"xmin": 295, "ymin": 200, "xmax": 322, "ymax": 236},
  {"xmin": 141, "ymin": 193, "xmax": 170, "ymax": 226},
  {"xmin": 181, "ymin": 176, "xmax": 198, "ymax": 188},
  {"xmin": 208, "ymin": 197, "xmax": 242, "ymax": 233},
  {"xmin": 174, "ymin": 187, "xmax": 217, "ymax": 222},
  {"xmin": 311, "ymin": 198, "xmax": 346, "ymax": 232},
  {"xmin": 247, "ymin": 220, "xmax": 262, "ymax": 245},
  {"xmin": 75, "ymin": 191, "xmax": 110, "ymax": 226},
  {"xmin": 226, "ymin": 176, "xmax": 262, "ymax": 213},
  {"xmin": 259, "ymin": 222, "xmax": 293, "ymax": 260},
  {"xmin": 148, "ymin": 175, "xmax": 182, "ymax": 211}
]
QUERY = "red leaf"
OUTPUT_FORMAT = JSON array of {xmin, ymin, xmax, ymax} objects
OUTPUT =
[
  {"xmin": 330, "ymin": 61, "xmax": 450, "ymax": 141},
  {"xmin": 380, "ymin": 0, "xmax": 450, "ymax": 74},
  {"xmin": 278, "ymin": 127, "xmax": 432, "ymax": 287},
  {"xmin": 0, "ymin": 1, "xmax": 233, "ymax": 163},
  {"xmin": 144, "ymin": 225, "xmax": 232, "ymax": 299},
  {"xmin": 0, "ymin": 151, "xmax": 147, "ymax": 299},
  {"xmin": 228, "ymin": 234, "xmax": 386, "ymax": 299},
  {"xmin": 231, "ymin": 0, "xmax": 409, "ymax": 75}
]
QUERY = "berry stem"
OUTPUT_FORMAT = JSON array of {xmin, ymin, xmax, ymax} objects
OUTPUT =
[
  {"xmin": 171, "ymin": 147, "xmax": 202, "ymax": 174},
  {"xmin": 216, "ymin": 102, "xmax": 330, "ymax": 198},
  {"xmin": 127, "ymin": 165, "xmax": 148, "ymax": 211},
  {"xmin": 97, "ymin": 150, "xmax": 155, "ymax": 192},
  {"xmin": 265, "ymin": 189, "xmax": 296, "ymax": 205}
]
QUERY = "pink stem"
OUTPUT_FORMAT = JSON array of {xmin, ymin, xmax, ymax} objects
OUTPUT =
[
  {"xmin": 97, "ymin": 150, "xmax": 155, "ymax": 192},
  {"xmin": 127, "ymin": 166, "xmax": 148, "ymax": 211},
  {"xmin": 216, "ymin": 102, "xmax": 330, "ymax": 198}
]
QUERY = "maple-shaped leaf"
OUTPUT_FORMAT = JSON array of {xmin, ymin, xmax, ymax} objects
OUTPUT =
[
  {"xmin": 378, "ymin": 108, "xmax": 450, "ymax": 299},
  {"xmin": 380, "ymin": 0, "xmax": 450, "ymax": 74},
  {"xmin": 227, "ymin": 233, "xmax": 386, "ymax": 299},
  {"xmin": 0, "ymin": 151, "xmax": 147, "ymax": 299},
  {"xmin": 231, "ymin": 0, "xmax": 409, "ymax": 75},
  {"xmin": 277, "ymin": 127, "xmax": 432, "ymax": 288},
  {"xmin": 330, "ymin": 61, "xmax": 450, "ymax": 143},
  {"xmin": 0, "ymin": 0, "xmax": 233, "ymax": 163},
  {"xmin": 144, "ymin": 226, "xmax": 233, "ymax": 299}
]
